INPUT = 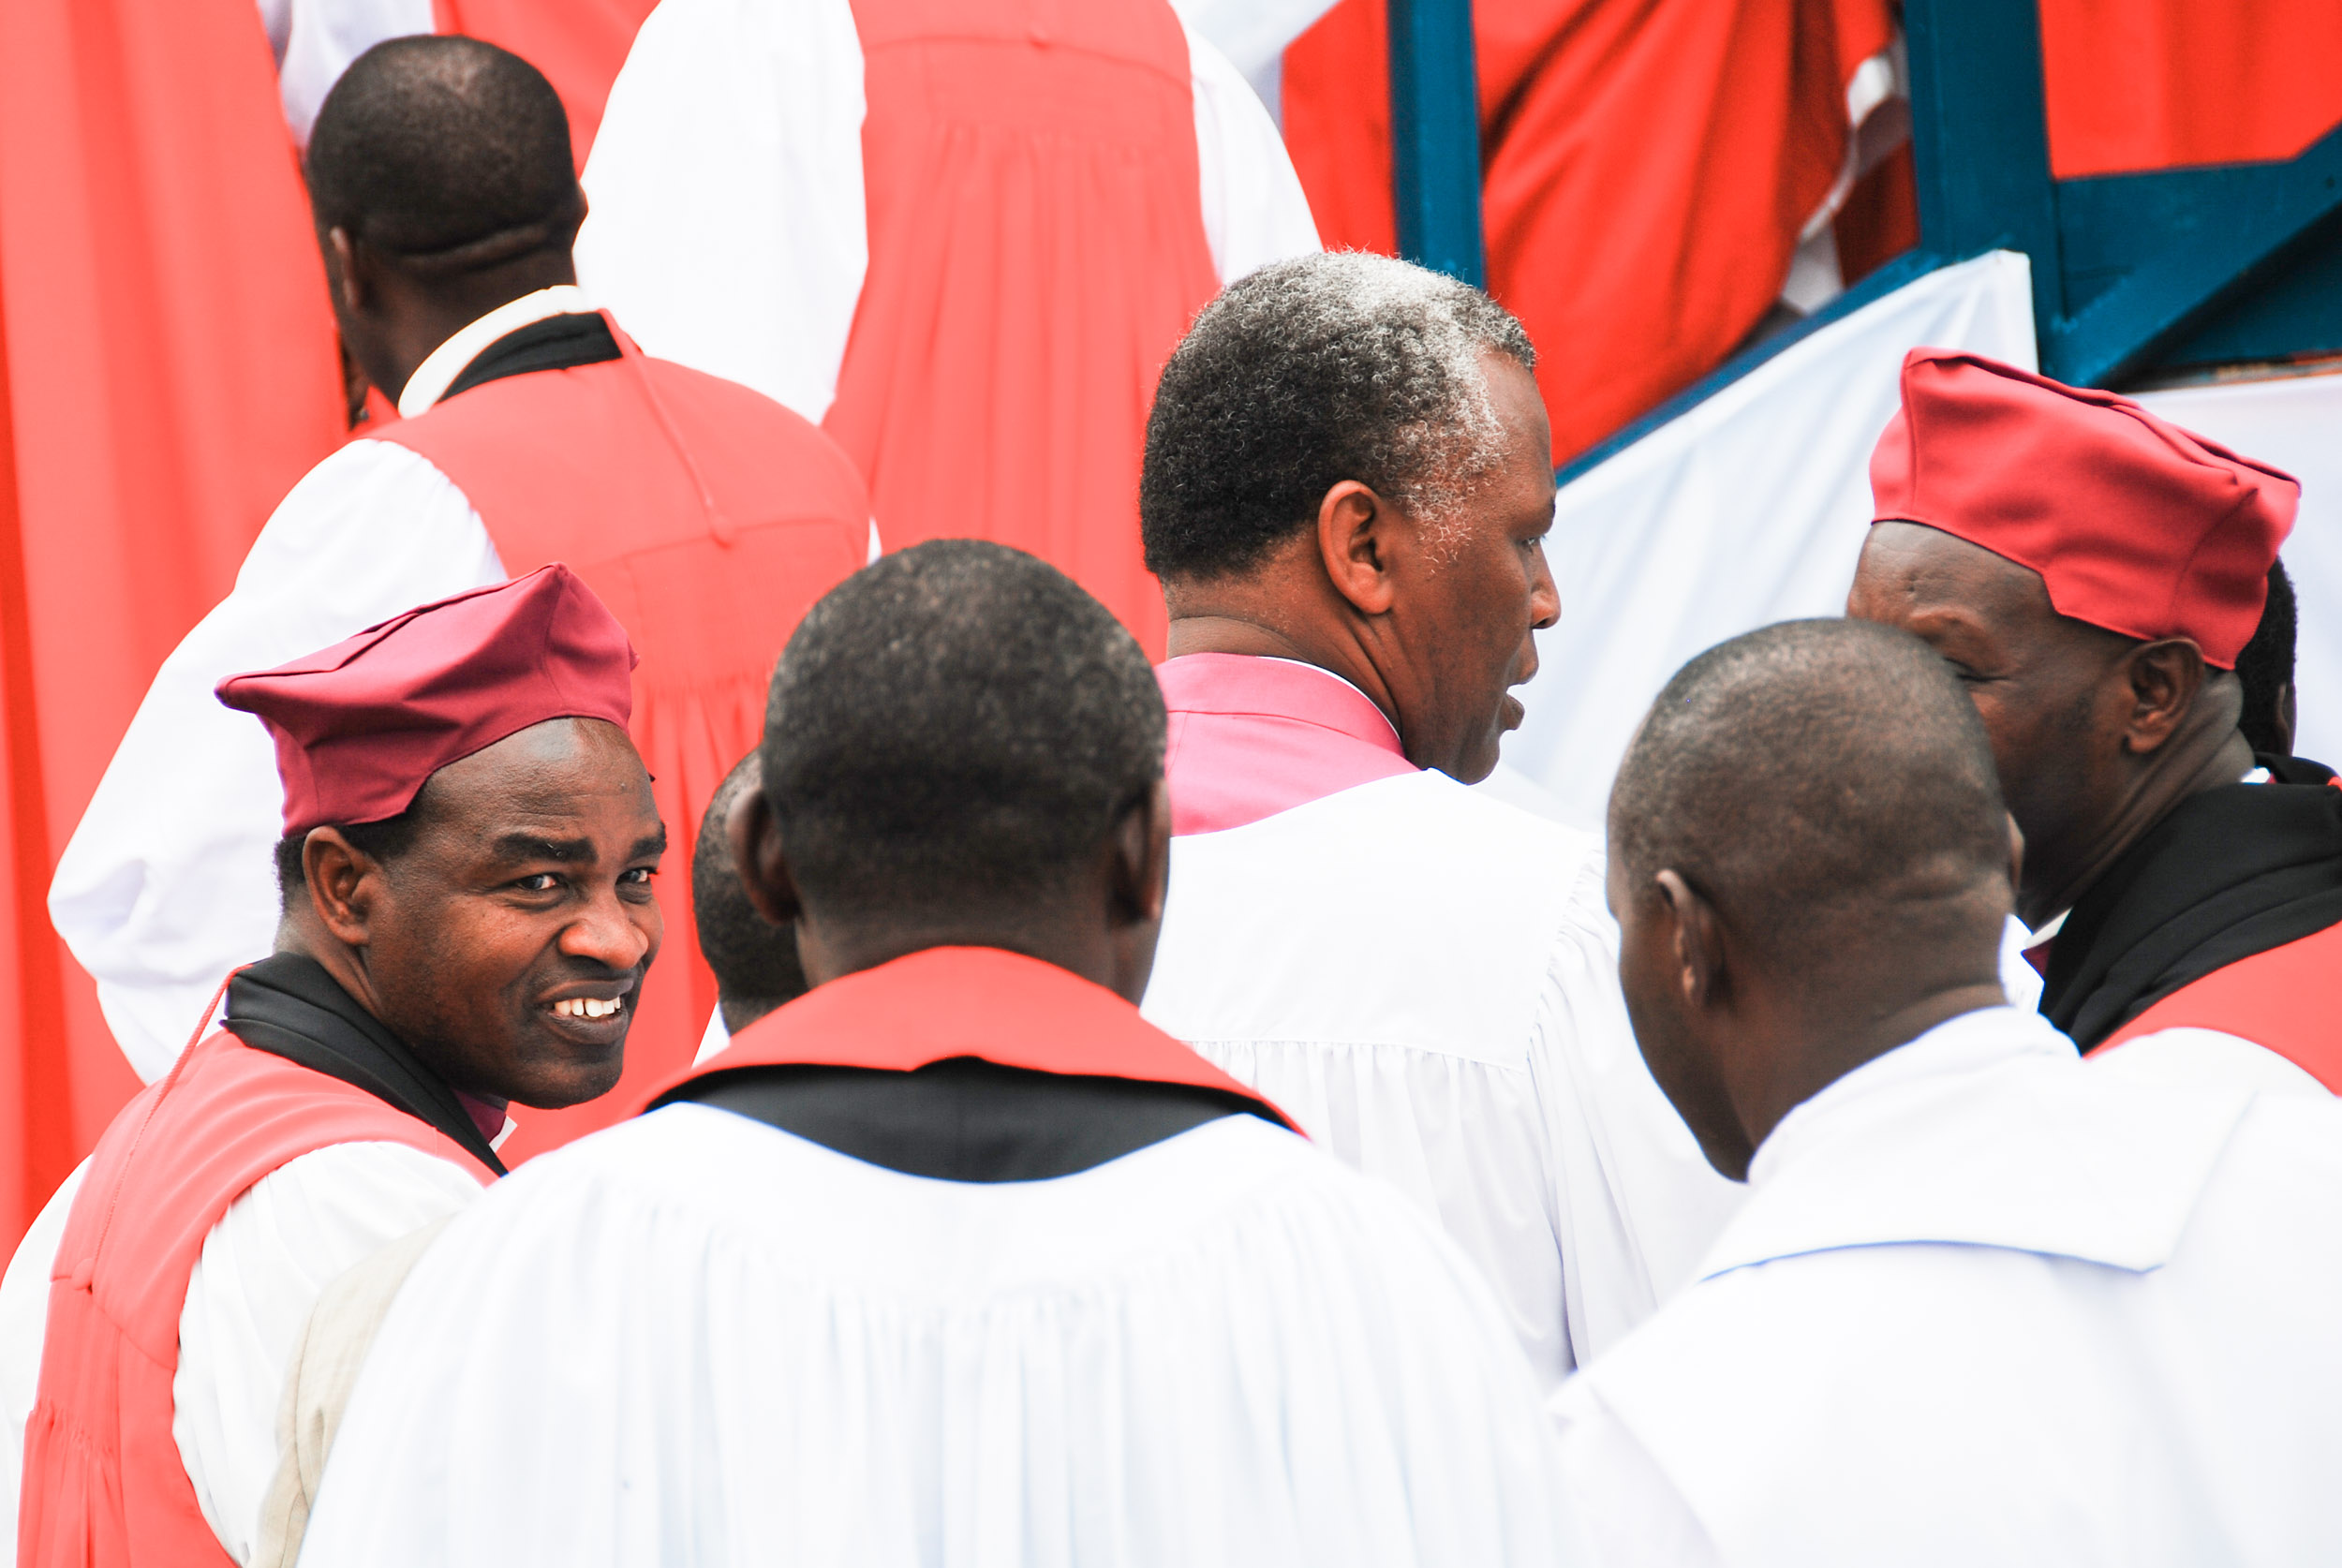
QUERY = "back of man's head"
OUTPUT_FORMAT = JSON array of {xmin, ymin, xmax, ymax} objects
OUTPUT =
[
  {"xmin": 306, "ymin": 35, "xmax": 579, "ymax": 272},
  {"xmin": 1612, "ymin": 618, "xmax": 2011, "ymax": 979},
  {"xmin": 694, "ymin": 752, "xmax": 805, "ymax": 1030},
  {"xmin": 1140, "ymin": 252, "xmax": 1535, "ymax": 581},
  {"xmin": 762, "ymin": 540, "xmax": 1166, "ymax": 924}
]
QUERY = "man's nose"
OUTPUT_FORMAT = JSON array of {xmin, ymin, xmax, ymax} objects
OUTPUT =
[
  {"xmin": 1528, "ymin": 541, "xmax": 1561, "ymax": 631},
  {"xmin": 558, "ymin": 886, "xmax": 659, "ymax": 972}
]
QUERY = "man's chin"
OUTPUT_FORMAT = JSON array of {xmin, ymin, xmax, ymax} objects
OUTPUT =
[{"xmin": 505, "ymin": 1037, "xmax": 629, "ymax": 1110}]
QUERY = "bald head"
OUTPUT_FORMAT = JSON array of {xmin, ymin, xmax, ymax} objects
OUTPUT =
[
  {"xmin": 1608, "ymin": 619, "xmax": 2016, "ymax": 1178},
  {"xmin": 306, "ymin": 36, "xmax": 580, "ymax": 271}
]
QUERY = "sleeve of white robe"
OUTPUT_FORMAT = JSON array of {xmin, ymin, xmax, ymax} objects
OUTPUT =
[
  {"xmin": 575, "ymin": 0, "xmax": 870, "ymax": 425},
  {"xmin": 274, "ymin": 0, "xmax": 436, "ymax": 145},
  {"xmin": 174, "ymin": 1142, "xmax": 486, "ymax": 1566},
  {"xmin": 1176, "ymin": 16, "xmax": 1322, "ymax": 284},
  {"xmin": 1527, "ymin": 851, "xmax": 1746, "ymax": 1362},
  {"xmin": 291, "ymin": 1107, "xmax": 1573, "ymax": 1565},
  {"xmin": 0, "ymin": 1161, "xmax": 90, "ymax": 1566},
  {"xmin": 46, "ymin": 442, "xmax": 504, "ymax": 1081}
]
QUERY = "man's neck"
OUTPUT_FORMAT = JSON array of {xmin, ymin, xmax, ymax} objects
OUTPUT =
[
  {"xmin": 363, "ymin": 255, "xmax": 581, "ymax": 413},
  {"xmin": 1740, "ymin": 979, "xmax": 2011, "ymax": 1161},
  {"xmin": 1165, "ymin": 608, "xmax": 1400, "ymax": 738},
  {"xmin": 2019, "ymin": 728, "xmax": 2256, "ymax": 928}
]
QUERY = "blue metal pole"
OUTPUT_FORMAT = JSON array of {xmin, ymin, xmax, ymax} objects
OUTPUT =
[{"xmin": 1386, "ymin": 0, "xmax": 1487, "ymax": 287}]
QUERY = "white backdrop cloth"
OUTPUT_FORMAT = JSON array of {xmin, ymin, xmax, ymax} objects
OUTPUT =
[
  {"xmin": 1503, "ymin": 249, "xmax": 2039, "ymax": 829},
  {"xmin": 2135, "ymin": 372, "xmax": 2342, "ymax": 764}
]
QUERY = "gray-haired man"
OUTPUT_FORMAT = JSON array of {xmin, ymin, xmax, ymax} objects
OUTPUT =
[{"xmin": 1136, "ymin": 252, "xmax": 1743, "ymax": 1392}]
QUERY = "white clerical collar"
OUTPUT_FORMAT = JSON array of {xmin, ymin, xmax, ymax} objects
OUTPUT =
[{"xmin": 395, "ymin": 285, "xmax": 597, "ymax": 418}]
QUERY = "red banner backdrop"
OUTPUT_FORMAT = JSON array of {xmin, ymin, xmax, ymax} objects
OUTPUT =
[{"xmin": 0, "ymin": 0, "xmax": 348, "ymax": 1241}]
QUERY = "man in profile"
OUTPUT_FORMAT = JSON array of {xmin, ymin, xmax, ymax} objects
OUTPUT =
[
  {"xmin": 1555, "ymin": 617, "xmax": 2342, "ymax": 1565},
  {"xmin": 289, "ymin": 542, "xmax": 1569, "ymax": 1566},
  {"xmin": 12, "ymin": 567, "xmax": 664, "ymax": 1567},
  {"xmin": 1136, "ymin": 252, "xmax": 1741, "ymax": 1390},
  {"xmin": 1847, "ymin": 349, "xmax": 2339, "ymax": 1095},
  {"xmin": 687, "ymin": 751, "xmax": 808, "ymax": 1063},
  {"xmin": 52, "ymin": 37, "xmax": 868, "ymax": 1152}
]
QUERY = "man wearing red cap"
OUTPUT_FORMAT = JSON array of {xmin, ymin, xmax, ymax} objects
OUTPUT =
[
  {"xmin": 1849, "ymin": 348, "xmax": 2339, "ymax": 1095},
  {"xmin": 11, "ymin": 566, "xmax": 665, "ymax": 1568},
  {"xmin": 48, "ymin": 37, "xmax": 867, "ymax": 1154}
]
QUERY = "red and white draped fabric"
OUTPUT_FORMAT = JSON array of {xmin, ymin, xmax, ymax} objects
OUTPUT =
[
  {"xmin": 263, "ymin": 0, "xmax": 659, "ymax": 162},
  {"xmin": 574, "ymin": 0, "xmax": 1321, "ymax": 655}
]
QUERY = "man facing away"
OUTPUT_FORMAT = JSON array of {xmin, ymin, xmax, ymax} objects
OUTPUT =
[
  {"xmin": 1845, "ymin": 349, "xmax": 2340, "ymax": 1096},
  {"xmin": 1134, "ymin": 252, "xmax": 1742, "ymax": 1393},
  {"xmin": 50, "ymin": 37, "xmax": 868, "ymax": 1154},
  {"xmin": 1553, "ymin": 617, "xmax": 2342, "ymax": 1566},
  {"xmin": 288, "ymin": 541, "xmax": 1570, "ymax": 1567},
  {"xmin": 573, "ymin": 0, "xmax": 1320, "ymax": 649},
  {"xmin": 687, "ymin": 750, "xmax": 808, "ymax": 1064},
  {"xmin": 12, "ymin": 566, "xmax": 665, "ymax": 1568}
]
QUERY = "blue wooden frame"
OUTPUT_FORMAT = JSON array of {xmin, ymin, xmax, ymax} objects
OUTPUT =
[
  {"xmin": 1381, "ymin": 0, "xmax": 2342, "ymax": 480},
  {"xmin": 1386, "ymin": 0, "xmax": 1486, "ymax": 288},
  {"xmin": 1904, "ymin": 0, "xmax": 2342, "ymax": 387}
]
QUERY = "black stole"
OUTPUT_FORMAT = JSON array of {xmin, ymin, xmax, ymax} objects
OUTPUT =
[
  {"xmin": 222, "ymin": 953, "xmax": 508, "ymax": 1176},
  {"xmin": 2040, "ymin": 761, "xmax": 2342, "ymax": 1050}
]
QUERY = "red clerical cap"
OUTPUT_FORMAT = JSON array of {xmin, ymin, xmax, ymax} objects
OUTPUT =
[
  {"xmin": 217, "ymin": 564, "xmax": 637, "ymax": 836},
  {"xmin": 1869, "ymin": 348, "xmax": 2299, "ymax": 668}
]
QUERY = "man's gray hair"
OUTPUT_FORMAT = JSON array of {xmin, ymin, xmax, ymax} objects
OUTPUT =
[{"xmin": 1140, "ymin": 252, "xmax": 1536, "ymax": 580}]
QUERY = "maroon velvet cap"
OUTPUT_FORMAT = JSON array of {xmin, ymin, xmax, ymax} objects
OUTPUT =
[
  {"xmin": 217, "ymin": 564, "xmax": 637, "ymax": 836},
  {"xmin": 1869, "ymin": 348, "xmax": 2299, "ymax": 668}
]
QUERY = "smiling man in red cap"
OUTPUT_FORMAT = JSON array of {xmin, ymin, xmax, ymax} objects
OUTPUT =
[
  {"xmin": 1848, "ymin": 348, "xmax": 2338, "ymax": 1096},
  {"xmin": 10, "ymin": 565, "xmax": 664, "ymax": 1568}
]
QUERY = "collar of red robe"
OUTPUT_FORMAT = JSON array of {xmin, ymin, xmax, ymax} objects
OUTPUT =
[{"xmin": 643, "ymin": 945, "xmax": 1299, "ymax": 1133}]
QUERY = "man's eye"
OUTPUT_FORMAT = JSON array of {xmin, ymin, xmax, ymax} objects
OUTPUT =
[
  {"xmin": 620, "ymin": 867, "xmax": 655, "ymax": 885},
  {"xmin": 515, "ymin": 873, "xmax": 560, "ymax": 893}
]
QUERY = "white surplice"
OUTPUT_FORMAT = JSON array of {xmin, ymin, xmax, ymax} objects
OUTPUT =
[
  {"xmin": 1552, "ymin": 1004, "xmax": 2342, "ymax": 1567},
  {"xmin": 1143, "ymin": 769, "xmax": 1746, "ymax": 1392},
  {"xmin": 0, "ymin": 1145, "xmax": 483, "ymax": 1568},
  {"xmin": 293, "ymin": 1104, "xmax": 1570, "ymax": 1567},
  {"xmin": 573, "ymin": 0, "xmax": 1320, "ymax": 427}
]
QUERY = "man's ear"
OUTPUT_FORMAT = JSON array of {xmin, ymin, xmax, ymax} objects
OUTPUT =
[
  {"xmin": 1653, "ymin": 869, "xmax": 1727, "ymax": 1013},
  {"xmin": 1315, "ymin": 481, "xmax": 1399, "ymax": 618},
  {"xmin": 326, "ymin": 227, "xmax": 371, "ymax": 315},
  {"xmin": 2119, "ymin": 639, "xmax": 2209, "ymax": 756},
  {"xmin": 303, "ymin": 828, "xmax": 383, "ymax": 948},
  {"xmin": 726, "ymin": 785, "xmax": 804, "ymax": 926},
  {"xmin": 1105, "ymin": 778, "xmax": 1172, "ymax": 928}
]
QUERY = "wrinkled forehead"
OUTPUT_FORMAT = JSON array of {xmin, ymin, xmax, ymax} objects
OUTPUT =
[
  {"xmin": 1854, "ymin": 522, "xmax": 2060, "ymax": 630},
  {"xmin": 419, "ymin": 716, "xmax": 657, "ymax": 829}
]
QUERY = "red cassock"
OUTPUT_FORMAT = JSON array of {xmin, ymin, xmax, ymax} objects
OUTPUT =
[
  {"xmin": 819, "ymin": 0, "xmax": 1222, "ymax": 657},
  {"xmin": 372, "ymin": 328, "xmax": 870, "ymax": 1161},
  {"xmin": 17, "ymin": 1030, "xmax": 496, "ymax": 1567}
]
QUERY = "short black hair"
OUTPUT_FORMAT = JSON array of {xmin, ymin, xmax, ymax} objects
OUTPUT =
[
  {"xmin": 2236, "ymin": 559, "xmax": 2296, "ymax": 755},
  {"xmin": 1610, "ymin": 619, "xmax": 2010, "ymax": 965},
  {"xmin": 692, "ymin": 751, "xmax": 806, "ymax": 1026},
  {"xmin": 274, "ymin": 806, "xmax": 425, "ymax": 911},
  {"xmin": 761, "ymin": 540, "xmax": 1165, "ymax": 921},
  {"xmin": 305, "ymin": 35, "xmax": 580, "ymax": 271},
  {"xmin": 1141, "ymin": 252, "xmax": 1536, "ymax": 581}
]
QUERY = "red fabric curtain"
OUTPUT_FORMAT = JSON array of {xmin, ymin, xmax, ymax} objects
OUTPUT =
[
  {"xmin": 2038, "ymin": 0, "xmax": 2342, "ymax": 178},
  {"xmin": 1282, "ymin": 0, "xmax": 1899, "ymax": 466},
  {"xmin": 0, "ymin": 0, "xmax": 347, "ymax": 1244}
]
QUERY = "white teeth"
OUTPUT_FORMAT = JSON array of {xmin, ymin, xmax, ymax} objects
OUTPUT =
[{"xmin": 551, "ymin": 997, "xmax": 623, "ymax": 1020}]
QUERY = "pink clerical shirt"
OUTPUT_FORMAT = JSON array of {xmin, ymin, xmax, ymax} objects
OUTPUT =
[{"xmin": 1157, "ymin": 654, "xmax": 1417, "ymax": 836}]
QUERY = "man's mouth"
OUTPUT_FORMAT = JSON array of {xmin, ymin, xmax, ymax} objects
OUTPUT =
[
  {"xmin": 1501, "ymin": 693, "xmax": 1527, "ymax": 732},
  {"xmin": 548, "ymin": 996, "xmax": 625, "ymax": 1021}
]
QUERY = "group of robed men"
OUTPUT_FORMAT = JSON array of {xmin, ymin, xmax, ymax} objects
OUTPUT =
[{"xmin": 2, "ymin": 24, "xmax": 2340, "ymax": 1568}]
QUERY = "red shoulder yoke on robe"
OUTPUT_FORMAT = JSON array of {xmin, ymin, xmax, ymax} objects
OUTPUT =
[
  {"xmin": 373, "ymin": 319, "xmax": 871, "ymax": 1162},
  {"xmin": 18, "ymin": 1031, "xmax": 495, "ymax": 1568},
  {"xmin": 652, "ymin": 945, "xmax": 1299, "ymax": 1133},
  {"xmin": 824, "ymin": 0, "xmax": 1222, "ymax": 658},
  {"xmin": 2090, "ymin": 922, "xmax": 2342, "ymax": 1094}
]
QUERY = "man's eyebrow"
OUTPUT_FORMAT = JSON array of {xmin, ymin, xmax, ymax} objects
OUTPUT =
[
  {"xmin": 488, "ymin": 834, "xmax": 596, "ymax": 865},
  {"xmin": 630, "ymin": 827, "xmax": 669, "ymax": 862}
]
